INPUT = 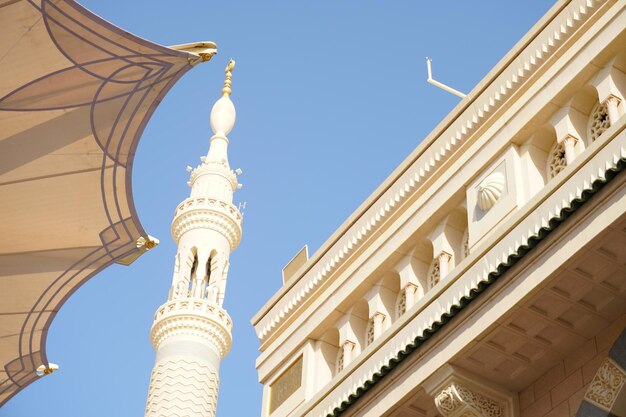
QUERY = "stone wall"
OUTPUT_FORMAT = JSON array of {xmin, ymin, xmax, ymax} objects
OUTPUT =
[{"xmin": 518, "ymin": 316, "xmax": 626, "ymax": 417}]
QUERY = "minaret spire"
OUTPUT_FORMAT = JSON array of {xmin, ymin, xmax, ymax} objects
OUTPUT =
[
  {"xmin": 207, "ymin": 59, "xmax": 236, "ymax": 165},
  {"xmin": 145, "ymin": 60, "xmax": 243, "ymax": 417},
  {"xmin": 222, "ymin": 59, "xmax": 235, "ymax": 96}
]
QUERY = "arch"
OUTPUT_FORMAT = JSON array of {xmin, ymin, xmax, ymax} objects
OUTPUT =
[
  {"xmin": 379, "ymin": 270, "xmax": 401, "ymax": 324},
  {"xmin": 520, "ymin": 125, "xmax": 553, "ymax": 196},
  {"xmin": 446, "ymin": 206, "xmax": 467, "ymax": 265},
  {"xmin": 176, "ymin": 246, "xmax": 198, "ymax": 298},
  {"xmin": 204, "ymin": 249, "xmax": 221, "ymax": 303},
  {"xmin": 536, "ymin": 122, "xmax": 567, "ymax": 180},
  {"xmin": 365, "ymin": 318, "xmax": 375, "ymax": 347},
  {"xmin": 461, "ymin": 228, "xmax": 469, "ymax": 260},
  {"xmin": 575, "ymin": 326, "xmax": 626, "ymax": 416},
  {"xmin": 349, "ymin": 299, "xmax": 369, "ymax": 353},
  {"xmin": 190, "ymin": 252, "xmax": 199, "ymax": 280},
  {"xmin": 570, "ymin": 84, "xmax": 599, "ymax": 117},
  {"xmin": 169, "ymin": 253, "xmax": 182, "ymax": 300},
  {"xmin": 316, "ymin": 327, "xmax": 339, "ymax": 384},
  {"xmin": 570, "ymin": 84, "xmax": 599, "ymax": 147},
  {"xmin": 410, "ymin": 238, "xmax": 433, "ymax": 292}
]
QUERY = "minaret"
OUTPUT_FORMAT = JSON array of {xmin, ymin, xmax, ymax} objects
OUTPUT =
[{"xmin": 145, "ymin": 60, "xmax": 242, "ymax": 417}]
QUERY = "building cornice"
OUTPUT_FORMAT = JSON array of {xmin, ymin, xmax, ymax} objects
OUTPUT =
[
  {"xmin": 311, "ymin": 123, "xmax": 626, "ymax": 416},
  {"xmin": 253, "ymin": 0, "xmax": 613, "ymax": 343}
]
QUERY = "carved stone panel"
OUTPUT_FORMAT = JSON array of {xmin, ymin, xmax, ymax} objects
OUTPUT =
[
  {"xmin": 584, "ymin": 358, "xmax": 626, "ymax": 411},
  {"xmin": 434, "ymin": 382, "xmax": 504, "ymax": 417}
]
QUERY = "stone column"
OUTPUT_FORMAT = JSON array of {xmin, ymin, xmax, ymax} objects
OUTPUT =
[
  {"xmin": 404, "ymin": 283, "xmax": 418, "ymax": 311},
  {"xmin": 372, "ymin": 312, "xmax": 386, "ymax": 340},
  {"xmin": 604, "ymin": 95, "xmax": 621, "ymax": 126},
  {"xmin": 438, "ymin": 251, "xmax": 453, "ymax": 280},
  {"xmin": 560, "ymin": 135, "xmax": 579, "ymax": 165},
  {"xmin": 339, "ymin": 341, "xmax": 356, "ymax": 371}
]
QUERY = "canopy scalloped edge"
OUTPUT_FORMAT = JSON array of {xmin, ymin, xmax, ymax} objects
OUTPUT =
[{"xmin": 0, "ymin": 0, "xmax": 209, "ymax": 405}]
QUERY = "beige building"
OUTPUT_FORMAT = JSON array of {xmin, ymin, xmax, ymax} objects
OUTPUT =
[{"xmin": 252, "ymin": 1, "xmax": 626, "ymax": 416}]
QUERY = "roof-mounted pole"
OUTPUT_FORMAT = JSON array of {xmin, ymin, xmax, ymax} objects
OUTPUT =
[{"xmin": 426, "ymin": 57, "xmax": 466, "ymax": 99}]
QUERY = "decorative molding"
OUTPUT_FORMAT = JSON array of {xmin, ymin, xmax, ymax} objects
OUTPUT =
[
  {"xmin": 153, "ymin": 298, "xmax": 233, "ymax": 330},
  {"xmin": 171, "ymin": 199, "xmax": 242, "ymax": 249},
  {"xmin": 150, "ymin": 299, "xmax": 232, "ymax": 358},
  {"xmin": 424, "ymin": 366, "xmax": 513, "ymax": 417},
  {"xmin": 175, "ymin": 197, "xmax": 242, "ymax": 222},
  {"xmin": 435, "ymin": 383, "xmax": 504, "ymax": 417},
  {"xmin": 189, "ymin": 161, "xmax": 238, "ymax": 189},
  {"xmin": 584, "ymin": 358, "xmax": 626, "ymax": 411},
  {"xmin": 317, "ymin": 128, "xmax": 625, "ymax": 417},
  {"xmin": 254, "ymin": 0, "xmax": 608, "ymax": 343}
]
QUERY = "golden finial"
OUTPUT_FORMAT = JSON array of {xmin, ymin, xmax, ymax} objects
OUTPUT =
[{"xmin": 222, "ymin": 59, "xmax": 236, "ymax": 96}]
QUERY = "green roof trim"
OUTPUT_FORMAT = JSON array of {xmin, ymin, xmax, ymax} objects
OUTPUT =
[{"xmin": 328, "ymin": 157, "xmax": 626, "ymax": 417}]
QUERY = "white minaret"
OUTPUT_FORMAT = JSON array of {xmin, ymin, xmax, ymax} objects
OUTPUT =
[{"xmin": 145, "ymin": 60, "xmax": 242, "ymax": 417}]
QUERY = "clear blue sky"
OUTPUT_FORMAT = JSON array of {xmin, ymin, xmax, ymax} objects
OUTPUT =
[{"xmin": 2, "ymin": 1, "xmax": 553, "ymax": 416}]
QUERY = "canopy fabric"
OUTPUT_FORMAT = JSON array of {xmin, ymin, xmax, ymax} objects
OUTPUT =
[{"xmin": 0, "ymin": 0, "xmax": 197, "ymax": 404}]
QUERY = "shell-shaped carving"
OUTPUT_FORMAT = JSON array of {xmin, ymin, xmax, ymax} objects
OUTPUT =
[{"xmin": 477, "ymin": 172, "xmax": 506, "ymax": 211}]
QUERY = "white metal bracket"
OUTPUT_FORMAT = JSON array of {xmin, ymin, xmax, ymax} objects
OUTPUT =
[{"xmin": 426, "ymin": 57, "xmax": 466, "ymax": 98}]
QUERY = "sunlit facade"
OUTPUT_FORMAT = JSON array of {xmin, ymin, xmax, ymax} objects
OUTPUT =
[{"xmin": 253, "ymin": 1, "xmax": 626, "ymax": 416}]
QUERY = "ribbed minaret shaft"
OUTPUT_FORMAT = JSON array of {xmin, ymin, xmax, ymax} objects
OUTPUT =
[{"xmin": 145, "ymin": 60, "xmax": 241, "ymax": 417}]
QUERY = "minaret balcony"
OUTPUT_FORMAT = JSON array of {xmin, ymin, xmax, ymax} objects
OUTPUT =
[
  {"xmin": 174, "ymin": 196, "xmax": 242, "ymax": 222},
  {"xmin": 171, "ymin": 197, "xmax": 242, "ymax": 249},
  {"xmin": 150, "ymin": 297, "xmax": 233, "ymax": 359}
]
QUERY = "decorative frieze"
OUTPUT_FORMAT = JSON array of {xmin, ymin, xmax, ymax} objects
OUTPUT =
[
  {"xmin": 434, "ymin": 383, "xmax": 504, "ymax": 417},
  {"xmin": 171, "ymin": 198, "xmax": 242, "ymax": 249},
  {"xmin": 584, "ymin": 358, "xmax": 626, "ymax": 411},
  {"xmin": 425, "ymin": 366, "xmax": 514, "ymax": 417},
  {"xmin": 312, "ymin": 112, "xmax": 624, "ymax": 417}
]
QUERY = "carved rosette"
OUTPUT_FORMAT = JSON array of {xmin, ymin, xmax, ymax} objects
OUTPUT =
[
  {"xmin": 477, "ymin": 172, "xmax": 506, "ymax": 211},
  {"xmin": 436, "ymin": 386, "xmax": 463, "ymax": 415},
  {"xmin": 584, "ymin": 358, "xmax": 626, "ymax": 410},
  {"xmin": 434, "ymin": 383, "xmax": 504, "ymax": 417}
]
